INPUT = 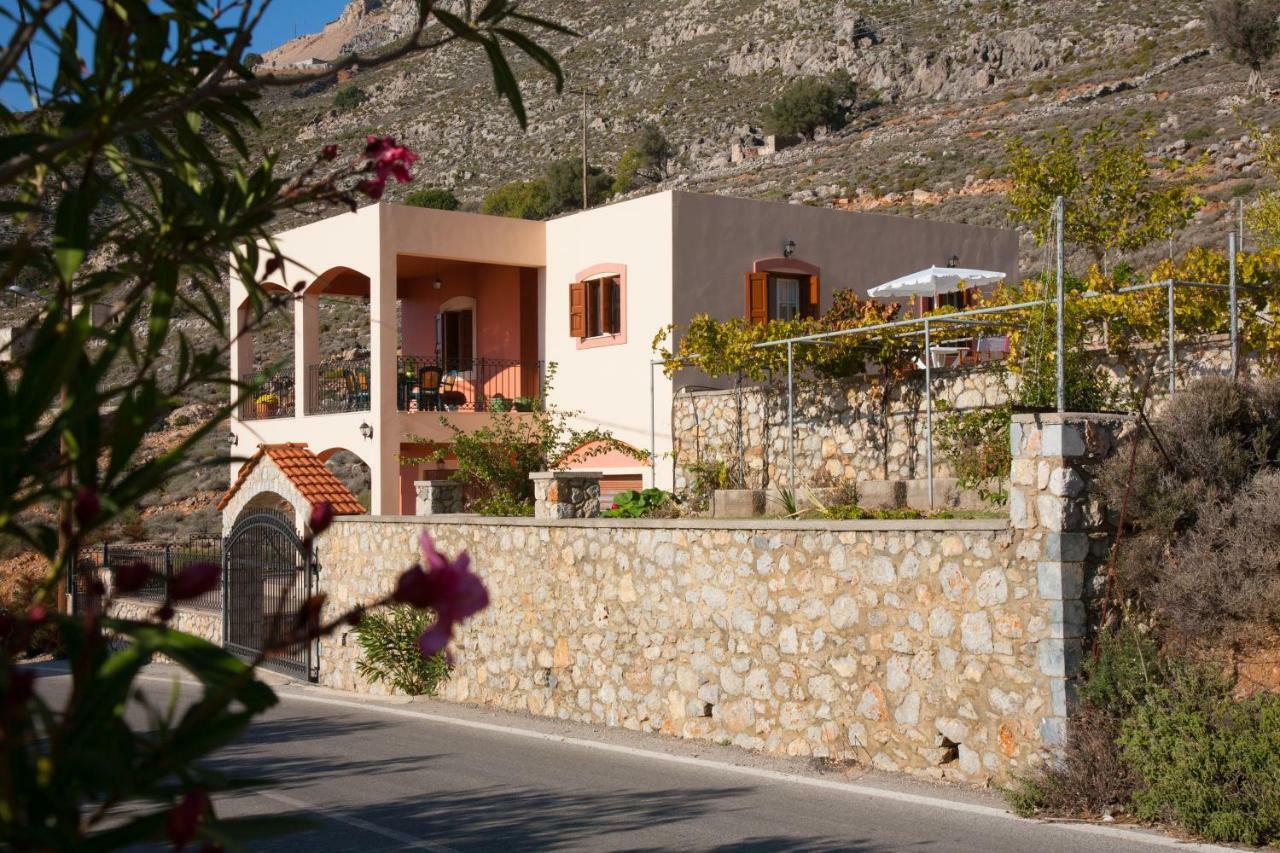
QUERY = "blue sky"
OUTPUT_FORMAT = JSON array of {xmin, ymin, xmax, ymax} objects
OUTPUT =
[{"xmin": 2, "ymin": 0, "xmax": 349, "ymax": 109}]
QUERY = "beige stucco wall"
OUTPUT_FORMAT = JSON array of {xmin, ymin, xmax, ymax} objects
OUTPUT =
[
  {"xmin": 544, "ymin": 192, "xmax": 676, "ymax": 489},
  {"xmin": 230, "ymin": 203, "xmax": 546, "ymax": 513},
  {"xmin": 231, "ymin": 194, "xmax": 1019, "ymax": 505}
]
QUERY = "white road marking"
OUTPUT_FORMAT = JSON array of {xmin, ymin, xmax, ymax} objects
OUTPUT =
[
  {"xmin": 255, "ymin": 789, "xmax": 462, "ymax": 853},
  {"xmin": 31, "ymin": 665, "xmax": 1231, "ymax": 851}
]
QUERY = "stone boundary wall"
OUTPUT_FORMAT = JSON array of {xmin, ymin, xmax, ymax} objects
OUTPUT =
[
  {"xmin": 315, "ymin": 452, "xmax": 1089, "ymax": 787},
  {"xmin": 672, "ymin": 337, "xmax": 1254, "ymax": 493},
  {"xmin": 108, "ymin": 598, "xmax": 222, "ymax": 648}
]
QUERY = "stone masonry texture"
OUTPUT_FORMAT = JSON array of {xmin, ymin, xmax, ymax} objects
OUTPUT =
[
  {"xmin": 150, "ymin": 417, "xmax": 1124, "ymax": 789},
  {"xmin": 673, "ymin": 338, "xmax": 1252, "ymax": 492},
  {"xmin": 316, "ymin": 511, "xmax": 1086, "ymax": 785}
]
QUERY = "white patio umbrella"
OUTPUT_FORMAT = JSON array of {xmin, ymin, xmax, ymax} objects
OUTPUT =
[{"xmin": 867, "ymin": 265, "xmax": 1006, "ymax": 300}]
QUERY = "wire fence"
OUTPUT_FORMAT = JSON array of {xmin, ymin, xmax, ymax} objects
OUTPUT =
[{"xmin": 650, "ymin": 254, "xmax": 1272, "ymax": 506}]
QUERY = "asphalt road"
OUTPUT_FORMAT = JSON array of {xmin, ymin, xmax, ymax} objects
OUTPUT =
[{"xmin": 31, "ymin": 664, "xmax": 1226, "ymax": 853}]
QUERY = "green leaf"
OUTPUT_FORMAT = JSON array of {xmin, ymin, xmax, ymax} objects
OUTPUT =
[
  {"xmin": 481, "ymin": 39, "xmax": 526, "ymax": 129},
  {"xmin": 433, "ymin": 8, "xmax": 481, "ymax": 42},
  {"xmin": 53, "ymin": 184, "xmax": 93, "ymax": 283}
]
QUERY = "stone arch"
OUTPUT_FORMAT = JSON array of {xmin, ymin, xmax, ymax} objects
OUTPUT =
[
  {"xmin": 305, "ymin": 265, "xmax": 371, "ymax": 297},
  {"xmin": 234, "ymin": 490, "xmax": 297, "ymax": 525},
  {"xmin": 318, "ymin": 447, "xmax": 372, "ymax": 510}
]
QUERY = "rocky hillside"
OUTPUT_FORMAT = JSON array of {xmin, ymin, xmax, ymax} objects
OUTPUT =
[{"xmin": 250, "ymin": 0, "xmax": 1280, "ymax": 270}]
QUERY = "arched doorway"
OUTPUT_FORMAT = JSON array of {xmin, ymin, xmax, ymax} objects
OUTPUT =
[{"xmin": 223, "ymin": 509, "xmax": 316, "ymax": 681}]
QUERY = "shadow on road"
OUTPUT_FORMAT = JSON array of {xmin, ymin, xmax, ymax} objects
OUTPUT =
[
  {"xmin": 224, "ymin": 780, "xmax": 891, "ymax": 852},
  {"xmin": 210, "ymin": 713, "xmax": 436, "ymax": 782}
]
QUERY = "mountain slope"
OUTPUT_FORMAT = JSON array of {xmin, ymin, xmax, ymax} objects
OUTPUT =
[{"xmin": 245, "ymin": 0, "xmax": 1275, "ymax": 270}]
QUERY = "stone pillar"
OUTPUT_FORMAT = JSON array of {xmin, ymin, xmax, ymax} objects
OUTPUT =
[
  {"xmin": 529, "ymin": 471, "xmax": 602, "ymax": 519},
  {"xmin": 1008, "ymin": 412, "xmax": 1125, "ymax": 752},
  {"xmin": 414, "ymin": 480, "xmax": 463, "ymax": 515}
]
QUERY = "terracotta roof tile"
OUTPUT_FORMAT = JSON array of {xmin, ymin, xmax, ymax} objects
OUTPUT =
[{"xmin": 216, "ymin": 442, "xmax": 366, "ymax": 516}]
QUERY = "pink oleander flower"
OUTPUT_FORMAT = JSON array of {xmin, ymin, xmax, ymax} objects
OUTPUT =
[
  {"xmin": 74, "ymin": 486, "xmax": 100, "ymax": 528},
  {"xmin": 391, "ymin": 533, "xmax": 487, "ymax": 658},
  {"xmin": 167, "ymin": 787, "xmax": 208, "ymax": 850},
  {"xmin": 363, "ymin": 134, "xmax": 417, "ymax": 184},
  {"xmin": 112, "ymin": 560, "xmax": 152, "ymax": 594},
  {"xmin": 308, "ymin": 501, "xmax": 334, "ymax": 536},
  {"xmin": 169, "ymin": 562, "xmax": 219, "ymax": 600},
  {"xmin": 356, "ymin": 178, "xmax": 386, "ymax": 200},
  {"xmin": 320, "ymin": 143, "xmax": 338, "ymax": 161}
]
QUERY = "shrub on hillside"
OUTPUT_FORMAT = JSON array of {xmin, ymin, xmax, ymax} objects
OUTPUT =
[
  {"xmin": 614, "ymin": 122, "xmax": 673, "ymax": 193},
  {"xmin": 1007, "ymin": 628, "xmax": 1280, "ymax": 845},
  {"xmin": 404, "ymin": 187, "xmax": 460, "ymax": 210},
  {"xmin": 1004, "ymin": 703, "xmax": 1134, "ymax": 819},
  {"xmin": 481, "ymin": 178, "xmax": 551, "ymax": 219},
  {"xmin": 1098, "ymin": 377, "xmax": 1280, "ymax": 643},
  {"xmin": 1119, "ymin": 677, "xmax": 1280, "ymax": 844},
  {"xmin": 333, "ymin": 84, "xmax": 368, "ymax": 111},
  {"xmin": 1160, "ymin": 470, "xmax": 1280, "ymax": 645},
  {"xmin": 545, "ymin": 157, "xmax": 613, "ymax": 212},
  {"xmin": 766, "ymin": 71, "xmax": 855, "ymax": 138}
]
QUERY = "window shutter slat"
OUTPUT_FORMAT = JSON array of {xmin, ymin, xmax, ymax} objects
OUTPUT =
[
  {"xmin": 745, "ymin": 272, "xmax": 768, "ymax": 325},
  {"xmin": 569, "ymin": 281, "xmax": 586, "ymax": 338},
  {"xmin": 804, "ymin": 275, "xmax": 821, "ymax": 319}
]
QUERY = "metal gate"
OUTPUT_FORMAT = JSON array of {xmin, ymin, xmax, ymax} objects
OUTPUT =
[{"xmin": 222, "ymin": 511, "xmax": 317, "ymax": 681}]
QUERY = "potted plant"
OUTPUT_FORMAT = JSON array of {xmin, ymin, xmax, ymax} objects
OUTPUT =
[
  {"xmin": 255, "ymin": 393, "xmax": 280, "ymax": 419},
  {"xmin": 488, "ymin": 394, "xmax": 512, "ymax": 412},
  {"xmin": 513, "ymin": 396, "xmax": 534, "ymax": 412}
]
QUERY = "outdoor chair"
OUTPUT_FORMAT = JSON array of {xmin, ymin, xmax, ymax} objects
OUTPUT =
[
  {"xmin": 439, "ymin": 370, "xmax": 467, "ymax": 410},
  {"xmin": 343, "ymin": 368, "xmax": 371, "ymax": 410},
  {"xmin": 417, "ymin": 365, "xmax": 443, "ymax": 411}
]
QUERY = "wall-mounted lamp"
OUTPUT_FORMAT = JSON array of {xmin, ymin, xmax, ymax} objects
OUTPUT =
[
  {"xmin": 782, "ymin": 239, "xmax": 797, "ymax": 259},
  {"xmin": 947, "ymin": 254, "xmax": 960, "ymax": 268},
  {"xmin": 229, "ymin": 432, "xmax": 238, "ymax": 446},
  {"xmin": 359, "ymin": 421, "xmax": 374, "ymax": 440},
  {"xmin": 433, "ymin": 259, "xmax": 443, "ymax": 290}
]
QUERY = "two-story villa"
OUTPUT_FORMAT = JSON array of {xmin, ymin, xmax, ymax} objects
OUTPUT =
[{"xmin": 228, "ymin": 190, "xmax": 1018, "ymax": 514}]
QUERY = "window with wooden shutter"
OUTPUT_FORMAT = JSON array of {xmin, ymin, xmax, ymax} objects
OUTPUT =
[
  {"xmin": 804, "ymin": 275, "xmax": 821, "ymax": 319},
  {"xmin": 745, "ymin": 272, "xmax": 769, "ymax": 325},
  {"xmin": 569, "ymin": 281, "xmax": 586, "ymax": 338}
]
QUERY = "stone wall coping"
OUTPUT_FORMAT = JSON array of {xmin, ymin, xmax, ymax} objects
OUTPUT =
[
  {"xmin": 115, "ymin": 595, "xmax": 219, "ymax": 614},
  {"xmin": 334, "ymin": 514, "xmax": 1010, "ymax": 533},
  {"xmin": 1009, "ymin": 411, "xmax": 1135, "ymax": 425},
  {"xmin": 529, "ymin": 471, "xmax": 603, "ymax": 480},
  {"xmin": 413, "ymin": 479, "xmax": 461, "ymax": 487}
]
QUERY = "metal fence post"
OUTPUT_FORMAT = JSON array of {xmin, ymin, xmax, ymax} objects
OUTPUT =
[
  {"xmin": 924, "ymin": 318, "xmax": 934, "ymax": 510},
  {"xmin": 649, "ymin": 360, "xmax": 657, "ymax": 487},
  {"xmin": 163, "ymin": 543, "xmax": 173, "ymax": 587},
  {"xmin": 1167, "ymin": 280, "xmax": 1176, "ymax": 397},
  {"xmin": 1229, "ymin": 232, "xmax": 1239, "ymax": 380},
  {"xmin": 786, "ymin": 341, "xmax": 795, "ymax": 489},
  {"xmin": 1055, "ymin": 195, "xmax": 1066, "ymax": 413}
]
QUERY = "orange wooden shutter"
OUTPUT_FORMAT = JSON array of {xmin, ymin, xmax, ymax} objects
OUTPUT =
[
  {"xmin": 569, "ymin": 281, "xmax": 586, "ymax": 338},
  {"xmin": 745, "ymin": 272, "xmax": 768, "ymax": 324},
  {"xmin": 804, "ymin": 275, "xmax": 821, "ymax": 319}
]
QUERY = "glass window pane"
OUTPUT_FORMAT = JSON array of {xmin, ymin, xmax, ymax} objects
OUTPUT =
[{"xmin": 774, "ymin": 278, "xmax": 800, "ymax": 320}]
